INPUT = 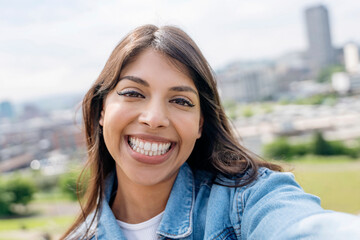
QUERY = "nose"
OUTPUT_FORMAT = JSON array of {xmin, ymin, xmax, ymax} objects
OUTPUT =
[{"xmin": 138, "ymin": 99, "xmax": 170, "ymax": 129}]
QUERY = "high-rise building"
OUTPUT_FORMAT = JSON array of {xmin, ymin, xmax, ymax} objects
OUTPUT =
[{"xmin": 305, "ymin": 5, "xmax": 334, "ymax": 75}]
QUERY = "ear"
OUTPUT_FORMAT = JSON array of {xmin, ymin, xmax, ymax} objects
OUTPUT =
[
  {"xmin": 197, "ymin": 115, "xmax": 204, "ymax": 139},
  {"xmin": 99, "ymin": 109, "xmax": 105, "ymax": 126}
]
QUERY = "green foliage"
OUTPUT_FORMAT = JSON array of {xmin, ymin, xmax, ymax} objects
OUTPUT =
[
  {"xmin": 59, "ymin": 172, "xmax": 79, "ymax": 201},
  {"xmin": 0, "ymin": 184, "xmax": 13, "ymax": 216},
  {"xmin": 34, "ymin": 174, "xmax": 60, "ymax": 192},
  {"xmin": 59, "ymin": 169, "xmax": 88, "ymax": 201},
  {"xmin": 329, "ymin": 141, "xmax": 359, "ymax": 158},
  {"xmin": 0, "ymin": 176, "xmax": 36, "ymax": 216},
  {"xmin": 294, "ymin": 93, "xmax": 338, "ymax": 105},
  {"xmin": 263, "ymin": 138, "xmax": 292, "ymax": 160},
  {"xmin": 290, "ymin": 142, "xmax": 311, "ymax": 156},
  {"xmin": 6, "ymin": 177, "xmax": 36, "ymax": 205},
  {"xmin": 312, "ymin": 132, "xmax": 359, "ymax": 158},
  {"xmin": 242, "ymin": 107, "xmax": 254, "ymax": 118},
  {"xmin": 313, "ymin": 132, "xmax": 333, "ymax": 155},
  {"xmin": 316, "ymin": 64, "xmax": 345, "ymax": 83},
  {"xmin": 263, "ymin": 132, "xmax": 360, "ymax": 161},
  {"xmin": 263, "ymin": 138, "xmax": 310, "ymax": 160}
]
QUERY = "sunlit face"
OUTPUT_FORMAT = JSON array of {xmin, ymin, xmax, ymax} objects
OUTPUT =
[{"xmin": 99, "ymin": 48, "xmax": 203, "ymax": 188}]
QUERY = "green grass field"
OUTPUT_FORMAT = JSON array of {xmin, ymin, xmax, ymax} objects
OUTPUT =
[
  {"xmin": 0, "ymin": 215, "xmax": 75, "ymax": 231},
  {"xmin": 0, "ymin": 191, "xmax": 78, "ymax": 240},
  {"xmin": 286, "ymin": 156, "xmax": 360, "ymax": 214},
  {"xmin": 0, "ymin": 215, "xmax": 76, "ymax": 240}
]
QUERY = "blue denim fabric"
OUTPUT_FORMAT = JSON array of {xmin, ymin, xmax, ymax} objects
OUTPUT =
[{"xmin": 80, "ymin": 163, "xmax": 360, "ymax": 239}]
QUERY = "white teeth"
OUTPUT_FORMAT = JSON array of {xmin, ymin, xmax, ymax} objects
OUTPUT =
[
  {"xmin": 128, "ymin": 137, "xmax": 172, "ymax": 156},
  {"xmin": 144, "ymin": 142, "xmax": 151, "ymax": 151},
  {"xmin": 151, "ymin": 143, "xmax": 158, "ymax": 151}
]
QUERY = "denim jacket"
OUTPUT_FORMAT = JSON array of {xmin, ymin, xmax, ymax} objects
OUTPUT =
[{"xmin": 74, "ymin": 163, "xmax": 360, "ymax": 239}]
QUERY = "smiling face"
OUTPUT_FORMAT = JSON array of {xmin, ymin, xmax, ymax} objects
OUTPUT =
[{"xmin": 99, "ymin": 48, "xmax": 203, "ymax": 189}]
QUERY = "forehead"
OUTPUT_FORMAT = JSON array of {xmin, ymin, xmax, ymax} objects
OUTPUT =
[{"xmin": 120, "ymin": 48, "xmax": 195, "ymax": 88}]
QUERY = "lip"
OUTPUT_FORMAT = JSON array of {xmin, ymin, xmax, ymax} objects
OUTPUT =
[
  {"xmin": 127, "ymin": 134, "xmax": 174, "ymax": 143},
  {"xmin": 125, "ymin": 135, "xmax": 176, "ymax": 165}
]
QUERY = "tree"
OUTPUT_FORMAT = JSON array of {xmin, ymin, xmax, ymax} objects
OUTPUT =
[
  {"xmin": 6, "ymin": 177, "xmax": 36, "ymax": 205},
  {"xmin": 263, "ymin": 137, "xmax": 293, "ymax": 160},
  {"xmin": 0, "ymin": 183, "xmax": 13, "ymax": 216},
  {"xmin": 0, "ymin": 177, "xmax": 35, "ymax": 216},
  {"xmin": 312, "ymin": 132, "xmax": 333, "ymax": 155}
]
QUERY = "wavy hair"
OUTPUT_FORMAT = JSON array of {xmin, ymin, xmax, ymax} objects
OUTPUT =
[{"xmin": 62, "ymin": 24, "xmax": 282, "ymax": 239}]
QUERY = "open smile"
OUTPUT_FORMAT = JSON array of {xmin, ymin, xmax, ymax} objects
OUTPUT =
[{"xmin": 128, "ymin": 136, "xmax": 173, "ymax": 157}]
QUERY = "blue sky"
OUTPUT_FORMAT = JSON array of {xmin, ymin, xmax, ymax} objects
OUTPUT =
[{"xmin": 1, "ymin": 0, "xmax": 359, "ymax": 102}]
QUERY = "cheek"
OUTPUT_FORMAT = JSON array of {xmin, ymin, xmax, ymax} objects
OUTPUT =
[
  {"xmin": 172, "ymin": 112, "xmax": 202, "ymax": 148},
  {"xmin": 103, "ymin": 104, "xmax": 135, "ymax": 127},
  {"xmin": 103, "ymin": 107, "xmax": 123, "ymax": 131},
  {"xmin": 102, "ymin": 105, "xmax": 136, "ymax": 148}
]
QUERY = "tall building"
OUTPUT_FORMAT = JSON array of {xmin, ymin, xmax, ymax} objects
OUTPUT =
[{"xmin": 305, "ymin": 5, "xmax": 334, "ymax": 75}]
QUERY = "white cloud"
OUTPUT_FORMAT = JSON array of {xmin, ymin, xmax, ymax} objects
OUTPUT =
[{"xmin": 1, "ymin": 0, "xmax": 360, "ymax": 101}]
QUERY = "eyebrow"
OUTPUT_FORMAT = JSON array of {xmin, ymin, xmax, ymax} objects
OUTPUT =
[
  {"xmin": 119, "ymin": 76, "xmax": 149, "ymax": 87},
  {"xmin": 119, "ymin": 75, "xmax": 198, "ymax": 96},
  {"xmin": 169, "ymin": 86, "xmax": 198, "ymax": 96}
]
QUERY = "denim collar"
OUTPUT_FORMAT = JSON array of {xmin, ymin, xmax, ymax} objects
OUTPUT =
[
  {"xmin": 96, "ymin": 171, "xmax": 126, "ymax": 239},
  {"xmin": 96, "ymin": 163, "xmax": 194, "ymax": 239},
  {"xmin": 157, "ymin": 163, "xmax": 194, "ymax": 238}
]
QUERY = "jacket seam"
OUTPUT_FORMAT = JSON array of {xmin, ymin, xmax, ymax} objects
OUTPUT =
[{"xmin": 211, "ymin": 226, "xmax": 241, "ymax": 240}]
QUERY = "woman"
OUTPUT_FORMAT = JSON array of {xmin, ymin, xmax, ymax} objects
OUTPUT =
[{"xmin": 63, "ymin": 25, "xmax": 360, "ymax": 239}]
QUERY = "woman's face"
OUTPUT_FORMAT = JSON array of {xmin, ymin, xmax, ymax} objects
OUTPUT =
[{"xmin": 100, "ymin": 48, "xmax": 203, "ymax": 188}]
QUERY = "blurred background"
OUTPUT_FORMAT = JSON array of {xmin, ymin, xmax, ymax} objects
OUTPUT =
[{"xmin": 1, "ymin": 0, "xmax": 359, "ymax": 239}]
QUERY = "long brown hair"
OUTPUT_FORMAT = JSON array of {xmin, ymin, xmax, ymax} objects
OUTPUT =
[{"xmin": 62, "ymin": 24, "xmax": 282, "ymax": 239}]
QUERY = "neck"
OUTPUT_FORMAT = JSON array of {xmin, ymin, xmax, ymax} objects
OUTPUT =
[{"xmin": 111, "ymin": 171, "xmax": 175, "ymax": 224}]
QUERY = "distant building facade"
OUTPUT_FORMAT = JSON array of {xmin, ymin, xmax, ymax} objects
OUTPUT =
[
  {"xmin": 217, "ymin": 62, "xmax": 278, "ymax": 102},
  {"xmin": 305, "ymin": 5, "xmax": 335, "ymax": 75},
  {"xmin": 344, "ymin": 42, "xmax": 360, "ymax": 74}
]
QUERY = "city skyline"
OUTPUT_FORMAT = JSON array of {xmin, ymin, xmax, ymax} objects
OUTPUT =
[{"xmin": 1, "ymin": 0, "xmax": 360, "ymax": 102}]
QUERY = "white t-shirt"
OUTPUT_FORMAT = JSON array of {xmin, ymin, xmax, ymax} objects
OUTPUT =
[{"xmin": 116, "ymin": 211, "xmax": 164, "ymax": 240}]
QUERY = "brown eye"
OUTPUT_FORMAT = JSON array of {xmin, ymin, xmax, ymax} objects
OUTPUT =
[
  {"xmin": 170, "ymin": 98, "xmax": 195, "ymax": 107},
  {"xmin": 117, "ymin": 90, "xmax": 145, "ymax": 98}
]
